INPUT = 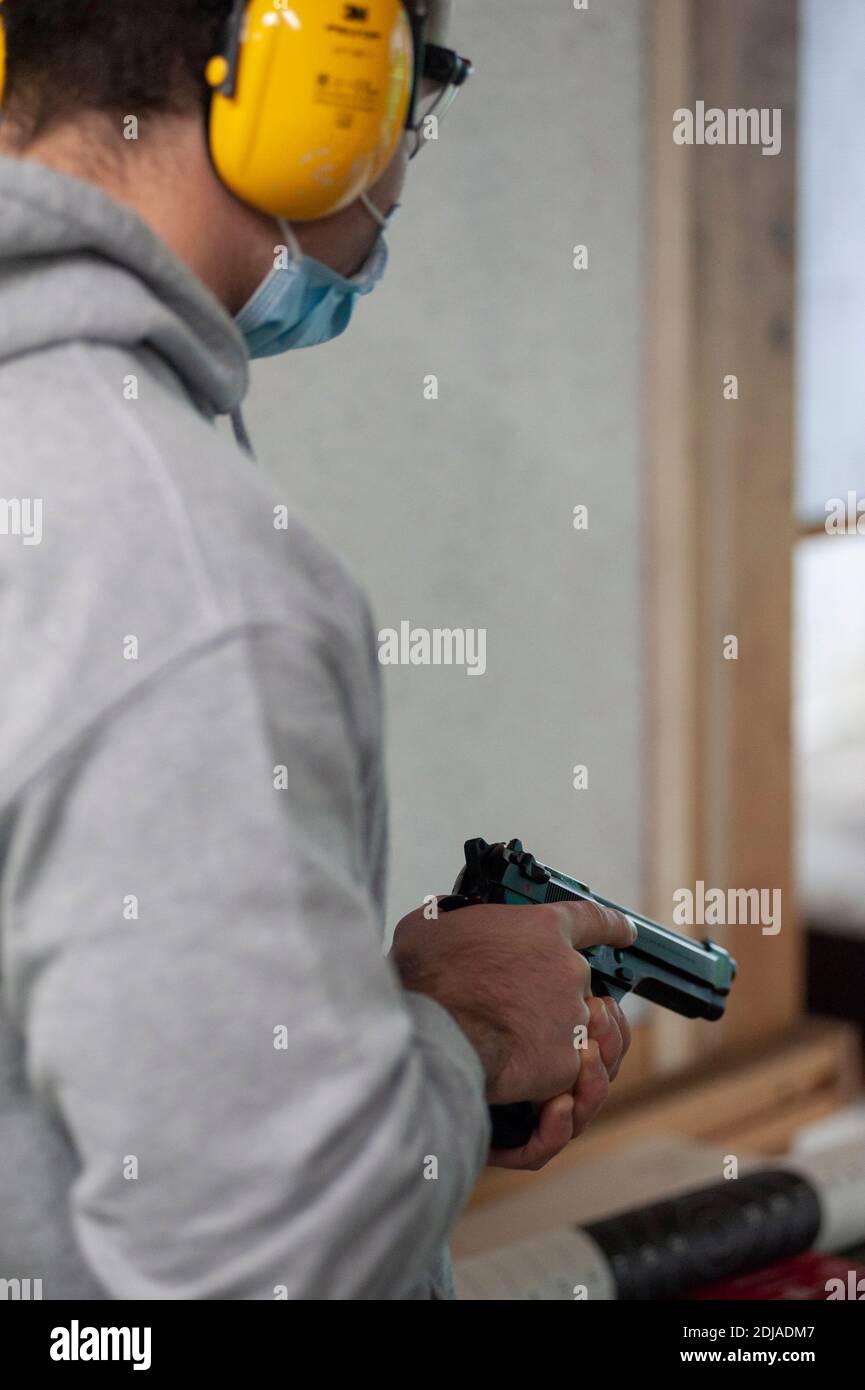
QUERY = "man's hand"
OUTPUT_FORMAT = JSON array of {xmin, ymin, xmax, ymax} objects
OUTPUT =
[
  {"xmin": 390, "ymin": 899, "xmax": 635, "ymax": 1165},
  {"xmin": 487, "ymin": 994, "xmax": 632, "ymax": 1170}
]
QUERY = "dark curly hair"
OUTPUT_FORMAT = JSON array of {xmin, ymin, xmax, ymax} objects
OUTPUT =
[{"xmin": 1, "ymin": 0, "xmax": 235, "ymax": 141}]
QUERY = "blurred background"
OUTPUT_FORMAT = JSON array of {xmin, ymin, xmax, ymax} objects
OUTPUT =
[
  {"xmin": 796, "ymin": 0, "xmax": 865, "ymax": 1038},
  {"xmin": 241, "ymin": 0, "xmax": 865, "ymax": 1267},
  {"xmin": 245, "ymin": 0, "xmax": 646, "ymax": 932}
]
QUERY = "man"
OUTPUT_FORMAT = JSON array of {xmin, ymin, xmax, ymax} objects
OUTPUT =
[{"xmin": 0, "ymin": 1, "xmax": 632, "ymax": 1299}]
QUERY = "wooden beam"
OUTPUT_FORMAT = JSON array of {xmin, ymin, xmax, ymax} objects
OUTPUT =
[
  {"xmin": 646, "ymin": 0, "xmax": 699, "ymax": 1072},
  {"xmin": 646, "ymin": 0, "xmax": 802, "ymax": 1065},
  {"xmin": 798, "ymin": 519, "xmax": 865, "ymax": 540},
  {"xmin": 693, "ymin": 0, "xmax": 801, "ymax": 1049}
]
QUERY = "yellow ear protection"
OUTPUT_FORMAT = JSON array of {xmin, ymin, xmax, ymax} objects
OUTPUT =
[
  {"xmin": 206, "ymin": 0, "xmax": 420, "ymax": 222},
  {"xmin": 0, "ymin": 2, "xmax": 6, "ymax": 107},
  {"xmin": 0, "ymin": 2, "xmax": 415, "ymax": 213},
  {"xmin": 0, "ymin": 1, "xmax": 471, "ymax": 219}
]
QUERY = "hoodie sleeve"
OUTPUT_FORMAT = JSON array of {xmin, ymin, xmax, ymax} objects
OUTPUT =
[{"xmin": 6, "ymin": 623, "xmax": 490, "ymax": 1300}]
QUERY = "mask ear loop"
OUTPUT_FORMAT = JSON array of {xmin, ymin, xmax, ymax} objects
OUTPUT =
[
  {"xmin": 361, "ymin": 3, "xmax": 420, "ymax": 233},
  {"xmin": 275, "ymin": 219, "xmax": 304, "ymax": 263},
  {"xmin": 359, "ymin": 193, "xmax": 396, "ymax": 232}
]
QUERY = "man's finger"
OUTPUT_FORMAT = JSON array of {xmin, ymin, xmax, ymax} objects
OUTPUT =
[
  {"xmin": 488, "ymin": 1093, "xmax": 574, "ymax": 1171},
  {"xmin": 587, "ymin": 995, "xmax": 624, "ymax": 1080},
  {"xmin": 556, "ymin": 899, "xmax": 638, "ymax": 952},
  {"xmin": 572, "ymin": 1039, "xmax": 610, "ymax": 1133},
  {"xmin": 607, "ymin": 996, "xmax": 632, "ymax": 1061}
]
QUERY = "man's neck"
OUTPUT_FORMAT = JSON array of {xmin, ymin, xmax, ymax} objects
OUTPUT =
[
  {"xmin": 0, "ymin": 114, "xmax": 278, "ymax": 315},
  {"xmin": 0, "ymin": 108, "xmax": 395, "ymax": 308}
]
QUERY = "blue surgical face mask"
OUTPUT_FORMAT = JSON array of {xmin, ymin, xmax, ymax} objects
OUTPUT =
[{"xmin": 236, "ymin": 197, "xmax": 394, "ymax": 359}]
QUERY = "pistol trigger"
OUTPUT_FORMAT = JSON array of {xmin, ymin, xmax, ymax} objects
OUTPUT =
[{"xmin": 589, "ymin": 967, "xmax": 628, "ymax": 1004}]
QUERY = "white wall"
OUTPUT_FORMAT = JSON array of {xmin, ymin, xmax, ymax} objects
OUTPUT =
[
  {"xmin": 797, "ymin": 0, "xmax": 865, "ymax": 515},
  {"xmin": 796, "ymin": 0, "xmax": 865, "ymax": 932},
  {"xmin": 243, "ymin": 0, "xmax": 646, "ymax": 926}
]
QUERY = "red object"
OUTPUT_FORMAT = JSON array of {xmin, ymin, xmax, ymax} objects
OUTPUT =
[{"xmin": 686, "ymin": 1253, "xmax": 865, "ymax": 1301}]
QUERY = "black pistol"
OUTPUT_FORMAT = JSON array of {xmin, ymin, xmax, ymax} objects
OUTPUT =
[{"xmin": 438, "ymin": 838, "xmax": 737, "ymax": 1149}]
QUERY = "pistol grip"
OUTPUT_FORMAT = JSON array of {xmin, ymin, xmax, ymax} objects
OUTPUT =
[{"xmin": 489, "ymin": 1101, "xmax": 539, "ymax": 1150}]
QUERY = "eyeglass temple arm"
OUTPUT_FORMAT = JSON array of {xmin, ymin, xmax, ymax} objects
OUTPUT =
[{"xmin": 423, "ymin": 43, "xmax": 474, "ymax": 88}]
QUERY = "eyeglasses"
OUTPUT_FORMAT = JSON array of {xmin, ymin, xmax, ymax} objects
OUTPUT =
[{"xmin": 408, "ymin": 42, "xmax": 474, "ymax": 159}]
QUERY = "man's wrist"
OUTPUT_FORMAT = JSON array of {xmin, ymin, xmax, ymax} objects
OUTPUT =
[
  {"xmin": 444, "ymin": 1005, "xmax": 509, "ymax": 1097},
  {"xmin": 397, "ymin": 961, "xmax": 509, "ymax": 1098}
]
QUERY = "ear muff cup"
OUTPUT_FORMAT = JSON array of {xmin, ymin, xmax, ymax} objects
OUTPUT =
[{"xmin": 207, "ymin": 0, "xmax": 414, "ymax": 221}]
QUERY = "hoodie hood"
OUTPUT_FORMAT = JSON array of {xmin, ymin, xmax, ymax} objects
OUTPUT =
[{"xmin": 0, "ymin": 155, "xmax": 249, "ymax": 419}]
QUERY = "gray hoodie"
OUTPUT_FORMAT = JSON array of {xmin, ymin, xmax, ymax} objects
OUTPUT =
[{"xmin": 0, "ymin": 155, "xmax": 489, "ymax": 1300}]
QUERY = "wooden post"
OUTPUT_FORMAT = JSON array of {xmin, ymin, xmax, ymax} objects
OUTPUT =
[{"xmin": 646, "ymin": 0, "xmax": 801, "ymax": 1062}]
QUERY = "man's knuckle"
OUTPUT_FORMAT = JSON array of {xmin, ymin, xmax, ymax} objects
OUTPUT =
[{"xmin": 553, "ymin": 903, "xmax": 577, "ymax": 933}]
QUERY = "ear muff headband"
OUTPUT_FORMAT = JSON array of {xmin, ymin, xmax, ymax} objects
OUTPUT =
[{"xmin": 206, "ymin": 0, "xmax": 416, "ymax": 222}]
